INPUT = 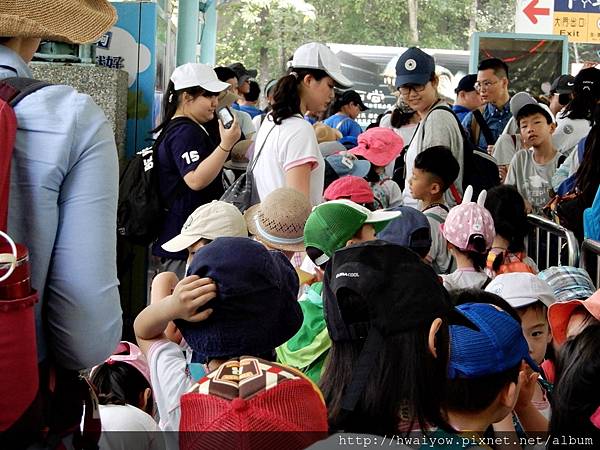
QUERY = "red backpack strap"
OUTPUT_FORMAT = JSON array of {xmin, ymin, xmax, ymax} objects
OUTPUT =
[{"xmin": 449, "ymin": 184, "xmax": 462, "ymax": 204}]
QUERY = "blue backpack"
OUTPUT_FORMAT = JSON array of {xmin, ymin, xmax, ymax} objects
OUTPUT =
[{"xmin": 584, "ymin": 184, "xmax": 600, "ymax": 241}]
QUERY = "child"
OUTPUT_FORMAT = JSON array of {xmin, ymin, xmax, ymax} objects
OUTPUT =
[
  {"xmin": 323, "ymin": 175, "xmax": 377, "ymax": 210},
  {"xmin": 349, "ymin": 127, "xmax": 404, "ymax": 208},
  {"xmin": 548, "ymin": 325, "xmax": 600, "ymax": 448},
  {"xmin": 443, "ymin": 303, "xmax": 536, "ymax": 437},
  {"xmin": 440, "ymin": 186, "xmax": 495, "ymax": 290},
  {"xmin": 484, "ymin": 185, "xmax": 538, "ymax": 276},
  {"xmin": 486, "ymin": 273, "xmax": 557, "ymax": 423},
  {"xmin": 134, "ymin": 237, "xmax": 302, "ymax": 431},
  {"xmin": 377, "ymin": 206, "xmax": 432, "ymax": 259},
  {"xmin": 89, "ymin": 342, "xmax": 163, "ymax": 450},
  {"xmin": 409, "ymin": 145, "xmax": 460, "ymax": 274},
  {"xmin": 505, "ymin": 103, "xmax": 562, "ymax": 214}
]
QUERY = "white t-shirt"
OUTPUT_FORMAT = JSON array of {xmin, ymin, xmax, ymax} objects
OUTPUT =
[
  {"xmin": 553, "ymin": 113, "xmax": 590, "ymax": 156},
  {"xmin": 252, "ymin": 114, "xmax": 325, "ymax": 206},
  {"xmin": 95, "ymin": 404, "xmax": 165, "ymax": 450},
  {"xmin": 423, "ymin": 204, "xmax": 454, "ymax": 274},
  {"xmin": 403, "ymin": 103, "xmax": 464, "ymax": 209},
  {"xmin": 441, "ymin": 269, "xmax": 490, "ymax": 291},
  {"xmin": 233, "ymin": 109, "xmax": 256, "ymax": 139},
  {"xmin": 148, "ymin": 340, "xmax": 194, "ymax": 432}
]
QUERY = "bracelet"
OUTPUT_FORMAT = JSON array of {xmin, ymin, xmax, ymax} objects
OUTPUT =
[{"xmin": 218, "ymin": 144, "xmax": 232, "ymax": 153}]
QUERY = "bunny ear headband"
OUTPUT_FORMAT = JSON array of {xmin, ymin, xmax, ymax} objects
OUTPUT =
[{"xmin": 461, "ymin": 185, "xmax": 487, "ymax": 207}]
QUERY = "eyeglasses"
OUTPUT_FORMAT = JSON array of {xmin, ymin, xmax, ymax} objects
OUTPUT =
[
  {"xmin": 474, "ymin": 80, "xmax": 499, "ymax": 92},
  {"xmin": 398, "ymin": 84, "xmax": 428, "ymax": 96}
]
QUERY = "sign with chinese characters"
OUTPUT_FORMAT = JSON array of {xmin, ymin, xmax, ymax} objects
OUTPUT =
[
  {"xmin": 355, "ymin": 89, "xmax": 391, "ymax": 129},
  {"xmin": 516, "ymin": 0, "xmax": 600, "ymax": 43}
]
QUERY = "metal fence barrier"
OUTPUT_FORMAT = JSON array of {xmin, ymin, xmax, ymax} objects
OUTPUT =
[
  {"xmin": 526, "ymin": 214, "xmax": 580, "ymax": 271},
  {"xmin": 580, "ymin": 239, "xmax": 600, "ymax": 288}
]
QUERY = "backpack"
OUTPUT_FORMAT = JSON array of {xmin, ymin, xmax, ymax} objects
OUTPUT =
[
  {"xmin": 0, "ymin": 77, "xmax": 100, "ymax": 448},
  {"xmin": 487, "ymin": 249, "xmax": 536, "ymax": 275},
  {"xmin": 117, "ymin": 117, "xmax": 192, "ymax": 245},
  {"xmin": 555, "ymin": 137, "xmax": 587, "ymax": 196}
]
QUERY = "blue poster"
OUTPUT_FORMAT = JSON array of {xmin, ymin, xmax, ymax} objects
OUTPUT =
[{"xmin": 555, "ymin": 0, "xmax": 600, "ymax": 13}]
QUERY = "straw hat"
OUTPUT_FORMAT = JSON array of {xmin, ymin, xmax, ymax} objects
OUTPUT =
[
  {"xmin": 313, "ymin": 122, "xmax": 342, "ymax": 144},
  {"xmin": 217, "ymin": 90, "xmax": 239, "ymax": 110},
  {"xmin": 223, "ymin": 139, "xmax": 253, "ymax": 170},
  {"xmin": 244, "ymin": 188, "xmax": 312, "ymax": 252},
  {"xmin": 0, "ymin": 0, "xmax": 117, "ymax": 44}
]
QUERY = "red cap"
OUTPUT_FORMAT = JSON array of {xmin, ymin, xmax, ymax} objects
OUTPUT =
[
  {"xmin": 179, "ymin": 356, "xmax": 328, "ymax": 449},
  {"xmin": 324, "ymin": 176, "xmax": 374, "ymax": 204},
  {"xmin": 349, "ymin": 127, "xmax": 404, "ymax": 167}
]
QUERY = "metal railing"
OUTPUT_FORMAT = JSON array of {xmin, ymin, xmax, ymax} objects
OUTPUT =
[
  {"xmin": 580, "ymin": 239, "xmax": 600, "ymax": 288},
  {"xmin": 526, "ymin": 214, "xmax": 580, "ymax": 270}
]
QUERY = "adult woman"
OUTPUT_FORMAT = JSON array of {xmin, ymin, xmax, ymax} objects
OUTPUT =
[
  {"xmin": 394, "ymin": 47, "xmax": 464, "ymax": 208},
  {"xmin": 323, "ymin": 90, "xmax": 367, "ymax": 147},
  {"xmin": 151, "ymin": 63, "xmax": 241, "ymax": 278},
  {"xmin": 252, "ymin": 42, "xmax": 352, "ymax": 206}
]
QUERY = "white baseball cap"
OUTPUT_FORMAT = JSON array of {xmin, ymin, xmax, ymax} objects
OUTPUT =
[
  {"xmin": 162, "ymin": 201, "xmax": 248, "ymax": 253},
  {"xmin": 170, "ymin": 63, "xmax": 231, "ymax": 92},
  {"xmin": 485, "ymin": 272, "xmax": 557, "ymax": 309},
  {"xmin": 291, "ymin": 42, "xmax": 353, "ymax": 88}
]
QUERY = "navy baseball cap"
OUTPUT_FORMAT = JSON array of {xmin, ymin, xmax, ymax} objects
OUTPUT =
[
  {"xmin": 395, "ymin": 47, "xmax": 436, "ymax": 88},
  {"xmin": 176, "ymin": 237, "xmax": 302, "ymax": 363},
  {"xmin": 455, "ymin": 74, "xmax": 477, "ymax": 94},
  {"xmin": 377, "ymin": 206, "xmax": 432, "ymax": 253},
  {"xmin": 448, "ymin": 303, "xmax": 540, "ymax": 379}
]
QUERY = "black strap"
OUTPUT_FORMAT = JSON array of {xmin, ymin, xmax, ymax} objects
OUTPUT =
[
  {"xmin": 0, "ymin": 77, "xmax": 51, "ymax": 106},
  {"xmin": 248, "ymin": 117, "xmax": 276, "ymax": 175},
  {"xmin": 473, "ymin": 109, "xmax": 495, "ymax": 146}
]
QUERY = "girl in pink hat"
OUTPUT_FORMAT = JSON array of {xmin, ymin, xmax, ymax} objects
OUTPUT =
[
  {"xmin": 440, "ymin": 186, "xmax": 496, "ymax": 291},
  {"xmin": 349, "ymin": 127, "xmax": 404, "ymax": 209}
]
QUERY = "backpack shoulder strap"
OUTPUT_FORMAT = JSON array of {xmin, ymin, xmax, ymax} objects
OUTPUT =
[
  {"xmin": 424, "ymin": 211, "xmax": 445, "ymax": 224},
  {"xmin": 473, "ymin": 108, "xmax": 495, "ymax": 146},
  {"xmin": 0, "ymin": 77, "xmax": 51, "ymax": 106},
  {"xmin": 335, "ymin": 117, "xmax": 350, "ymax": 130}
]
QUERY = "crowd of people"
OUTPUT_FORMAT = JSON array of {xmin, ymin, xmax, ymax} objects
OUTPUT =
[{"xmin": 2, "ymin": 1, "xmax": 600, "ymax": 450}]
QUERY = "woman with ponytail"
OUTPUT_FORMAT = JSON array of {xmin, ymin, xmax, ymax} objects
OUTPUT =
[
  {"xmin": 151, "ymin": 63, "xmax": 241, "ymax": 279},
  {"xmin": 252, "ymin": 43, "xmax": 353, "ymax": 206}
]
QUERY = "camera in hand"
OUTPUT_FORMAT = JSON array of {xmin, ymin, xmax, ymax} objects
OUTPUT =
[{"xmin": 217, "ymin": 107, "xmax": 234, "ymax": 129}]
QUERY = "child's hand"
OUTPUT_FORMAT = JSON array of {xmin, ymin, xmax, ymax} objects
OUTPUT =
[
  {"xmin": 169, "ymin": 275, "xmax": 217, "ymax": 322},
  {"xmin": 515, "ymin": 365, "xmax": 538, "ymax": 410}
]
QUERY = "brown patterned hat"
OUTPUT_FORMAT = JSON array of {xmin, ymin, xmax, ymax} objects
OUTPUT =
[
  {"xmin": 244, "ymin": 188, "xmax": 311, "ymax": 252},
  {"xmin": 0, "ymin": 0, "xmax": 117, "ymax": 44}
]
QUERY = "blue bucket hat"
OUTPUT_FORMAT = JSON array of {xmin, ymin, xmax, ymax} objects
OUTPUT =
[
  {"xmin": 176, "ymin": 237, "xmax": 302, "ymax": 363},
  {"xmin": 394, "ymin": 47, "xmax": 436, "ymax": 88},
  {"xmin": 377, "ymin": 206, "xmax": 432, "ymax": 253},
  {"xmin": 325, "ymin": 154, "xmax": 371, "ymax": 178},
  {"xmin": 448, "ymin": 303, "xmax": 539, "ymax": 379}
]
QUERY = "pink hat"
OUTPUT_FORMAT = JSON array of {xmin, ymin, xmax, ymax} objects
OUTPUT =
[
  {"xmin": 91, "ymin": 341, "xmax": 151, "ymax": 386},
  {"xmin": 441, "ymin": 186, "xmax": 495, "ymax": 252},
  {"xmin": 548, "ymin": 289, "xmax": 600, "ymax": 345},
  {"xmin": 349, "ymin": 127, "xmax": 404, "ymax": 167},
  {"xmin": 324, "ymin": 176, "xmax": 374, "ymax": 204}
]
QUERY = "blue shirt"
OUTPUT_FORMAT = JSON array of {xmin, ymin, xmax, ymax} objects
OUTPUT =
[
  {"xmin": 452, "ymin": 104, "xmax": 471, "ymax": 122},
  {"xmin": 323, "ymin": 113, "xmax": 363, "ymax": 147},
  {"xmin": 461, "ymin": 101, "xmax": 512, "ymax": 149},
  {"xmin": 1, "ymin": 45, "xmax": 122, "ymax": 369},
  {"xmin": 152, "ymin": 121, "xmax": 223, "ymax": 260},
  {"xmin": 238, "ymin": 104, "xmax": 263, "ymax": 118}
]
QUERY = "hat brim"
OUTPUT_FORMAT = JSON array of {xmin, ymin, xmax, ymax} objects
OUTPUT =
[
  {"xmin": 295, "ymin": 66, "xmax": 353, "ymax": 89},
  {"xmin": 366, "ymin": 210, "xmax": 402, "ymax": 233},
  {"xmin": 548, "ymin": 300, "xmax": 584, "ymax": 345},
  {"xmin": 0, "ymin": 2, "xmax": 117, "ymax": 44},
  {"xmin": 201, "ymin": 79, "xmax": 232, "ymax": 94},
  {"xmin": 161, "ymin": 234, "xmax": 200, "ymax": 254},
  {"xmin": 356, "ymin": 99, "xmax": 368, "ymax": 111},
  {"xmin": 395, "ymin": 73, "xmax": 431, "ymax": 88},
  {"xmin": 319, "ymin": 141, "xmax": 346, "ymax": 157},
  {"xmin": 245, "ymin": 205, "xmax": 306, "ymax": 253},
  {"xmin": 349, "ymin": 147, "xmax": 400, "ymax": 168},
  {"xmin": 223, "ymin": 160, "xmax": 248, "ymax": 170}
]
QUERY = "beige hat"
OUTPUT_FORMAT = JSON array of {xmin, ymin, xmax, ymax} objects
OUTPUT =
[
  {"xmin": 313, "ymin": 122, "xmax": 342, "ymax": 144},
  {"xmin": 245, "ymin": 188, "xmax": 312, "ymax": 252},
  {"xmin": 217, "ymin": 90, "xmax": 239, "ymax": 110},
  {"xmin": 162, "ymin": 201, "xmax": 248, "ymax": 253},
  {"xmin": 223, "ymin": 139, "xmax": 253, "ymax": 171},
  {"xmin": 0, "ymin": 0, "xmax": 117, "ymax": 44}
]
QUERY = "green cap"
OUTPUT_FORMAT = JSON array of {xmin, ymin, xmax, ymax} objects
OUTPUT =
[{"xmin": 303, "ymin": 199, "xmax": 401, "ymax": 266}]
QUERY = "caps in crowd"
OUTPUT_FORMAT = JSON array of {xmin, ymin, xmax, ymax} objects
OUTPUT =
[
  {"xmin": 339, "ymin": 90, "xmax": 368, "ymax": 111},
  {"xmin": 448, "ymin": 303, "xmax": 539, "ymax": 379},
  {"xmin": 485, "ymin": 272, "xmax": 556, "ymax": 309},
  {"xmin": 314, "ymin": 122, "xmax": 343, "ymax": 144},
  {"xmin": 548, "ymin": 289, "xmax": 600, "ymax": 345},
  {"xmin": 162, "ymin": 201, "xmax": 248, "ymax": 253},
  {"xmin": 394, "ymin": 47, "xmax": 436, "ymax": 88},
  {"xmin": 244, "ymin": 188, "xmax": 311, "ymax": 253},
  {"xmin": 325, "ymin": 154, "xmax": 371, "ymax": 178},
  {"xmin": 377, "ymin": 206, "xmax": 432, "ymax": 254},
  {"xmin": 455, "ymin": 74, "xmax": 477, "ymax": 94},
  {"xmin": 292, "ymin": 42, "xmax": 352, "ymax": 88},
  {"xmin": 538, "ymin": 266, "xmax": 596, "ymax": 303},
  {"xmin": 323, "ymin": 176, "xmax": 374, "ymax": 204},
  {"xmin": 441, "ymin": 186, "xmax": 495, "ymax": 253},
  {"xmin": 509, "ymin": 91, "xmax": 537, "ymax": 119},
  {"xmin": 171, "ymin": 63, "xmax": 230, "ymax": 92},
  {"xmin": 228, "ymin": 62, "xmax": 257, "ymax": 85},
  {"xmin": 177, "ymin": 237, "xmax": 302, "ymax": 363},
  {"xmin": 574, "ymin": 67, "xmax": 600, "ymax": 98},
  {"xmin": 303, "ymin": 200, "xmax": 400, "ymax": 266},
  {"xmin": 179, "ymin": 356, "xmax": 328, "ymax": 449},
  {"xmin": 91, "ymin": 341, "xmax": 151, "ymax": 386},
  {"xmin": 550, "ymin": 74, "xmax": 576, "ymax": 95},
  {"xmin": 349, "ymin": 127, "xmax": 404, "ymax": 167}
]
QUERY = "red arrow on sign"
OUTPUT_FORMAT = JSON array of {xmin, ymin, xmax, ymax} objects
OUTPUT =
[{"xmin": 524, "ymin": 0, "xmax": 550, "ymax": 25}]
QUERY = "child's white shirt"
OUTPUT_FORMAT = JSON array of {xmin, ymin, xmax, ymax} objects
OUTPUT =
[{"xmin": 441, "ymin": 268, "xmax": 489, "ymax": 291}]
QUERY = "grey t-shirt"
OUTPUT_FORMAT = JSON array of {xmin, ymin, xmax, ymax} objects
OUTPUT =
[{"xmin": 504, "ymin": 149, "xmax": 561, "ymax": 214}]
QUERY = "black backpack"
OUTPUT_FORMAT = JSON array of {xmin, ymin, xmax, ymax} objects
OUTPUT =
[{"xmin": 117, "ymin": 117, "xmax": 191, "ymax": 245}]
